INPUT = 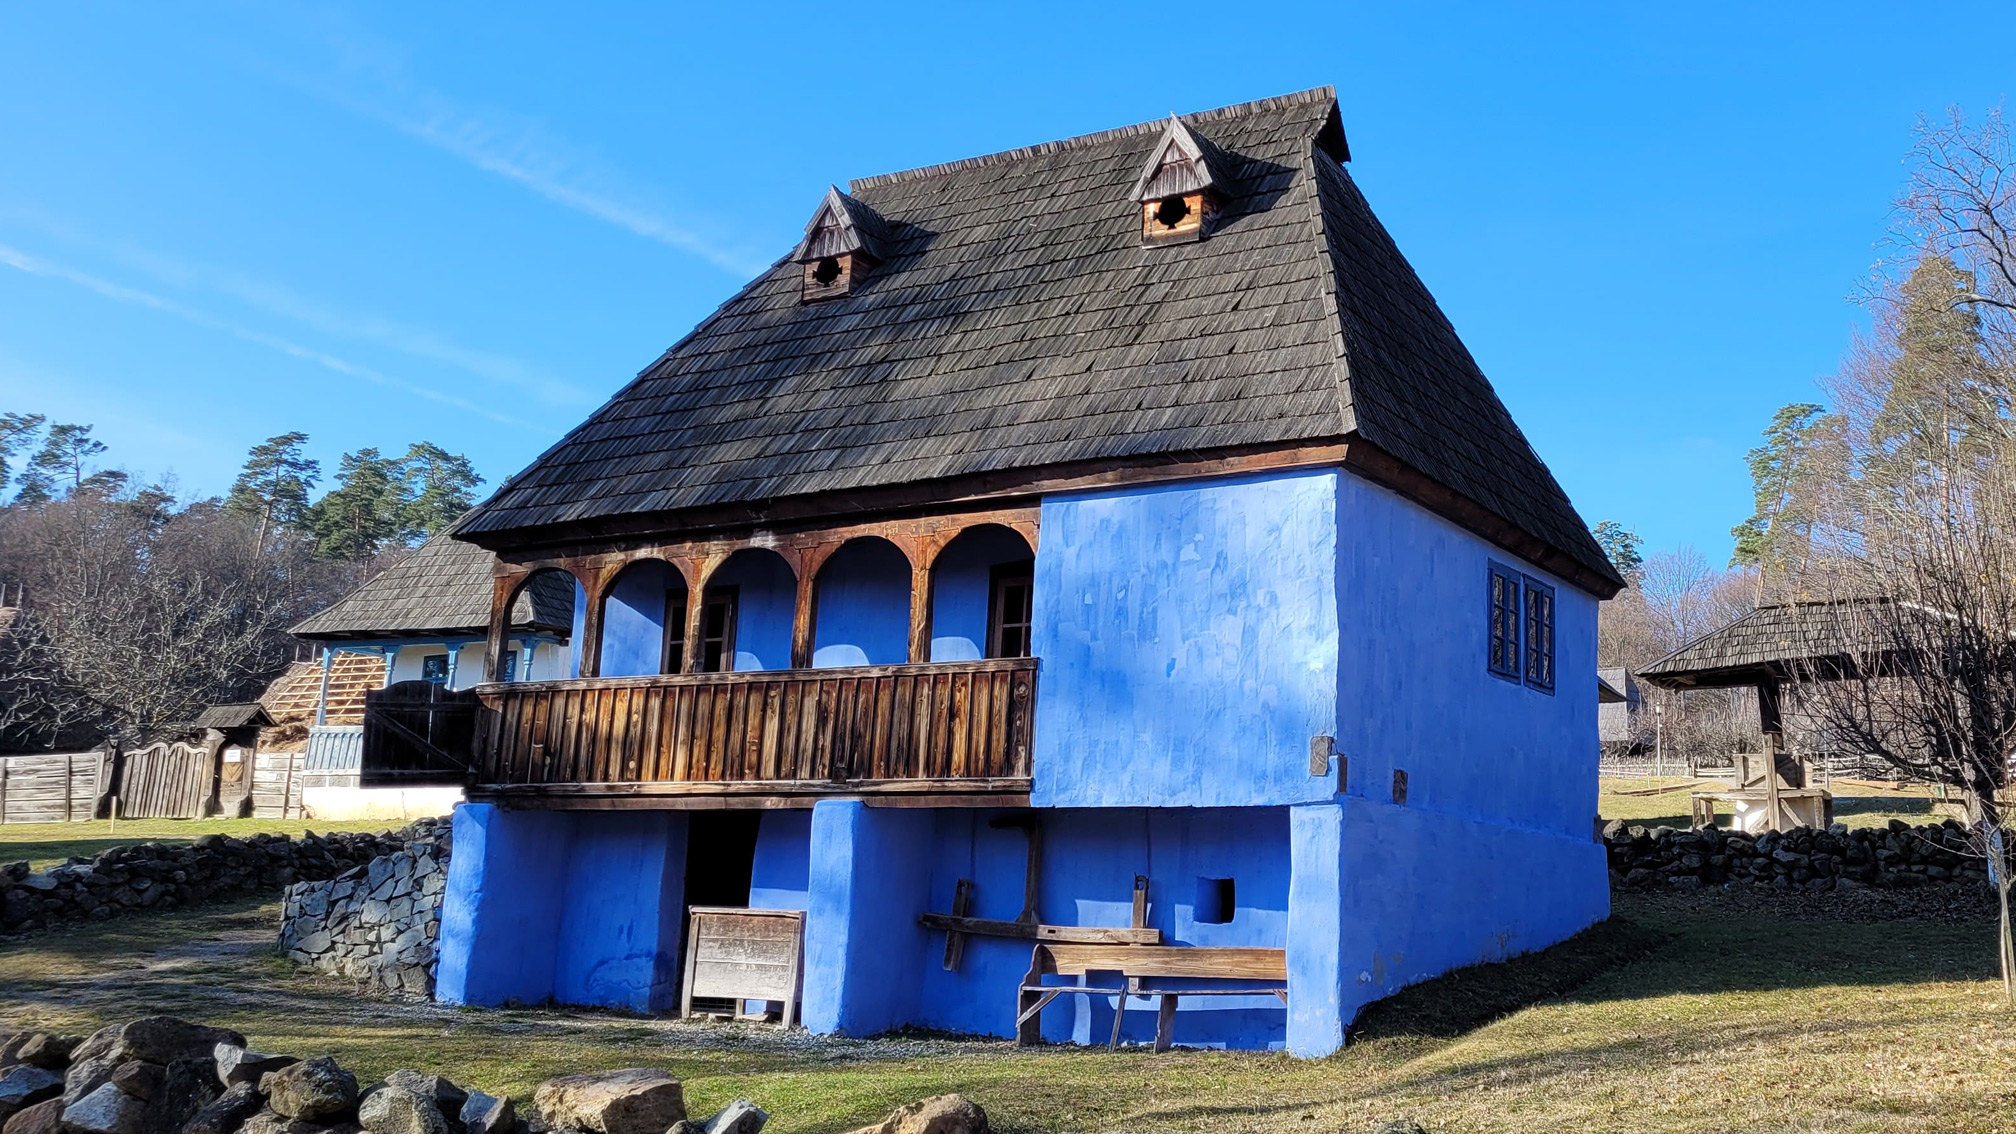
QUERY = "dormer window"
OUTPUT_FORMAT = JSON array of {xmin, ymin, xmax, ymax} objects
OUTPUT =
[
  {"xmin": 792, "ymin": 186, "xmax": 889, "ymax": 302},
  {"xmin": 1132, "ymin": 114, "xmax": 1226, "ymax": 246}
]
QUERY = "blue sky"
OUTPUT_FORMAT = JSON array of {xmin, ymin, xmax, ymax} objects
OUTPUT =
[{"xmin": 0, "ymin": 3, "xmax": 2003, "ymax": 563}]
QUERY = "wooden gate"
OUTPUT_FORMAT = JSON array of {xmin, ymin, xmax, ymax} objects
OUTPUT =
[
  {"xmin": 116, "ymin": 742, "xmax": 213, "ymax": 818},
  {"xmin": 0, "ymin": 750, "xmax": 108, "ymax": 823},
  {"xmin": 362, "ymin": 681, "xmax": 478, "ymax": 786}
]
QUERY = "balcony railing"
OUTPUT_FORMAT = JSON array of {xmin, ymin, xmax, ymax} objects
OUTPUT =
[{"xmin": 469, "ymin": 657, "xmax": 1037, "ymax": 803}]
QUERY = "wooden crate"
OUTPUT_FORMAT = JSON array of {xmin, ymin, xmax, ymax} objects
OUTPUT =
[{"xmin": 679, "ymin": 906, "xmax": 804, "ymax": 1028}]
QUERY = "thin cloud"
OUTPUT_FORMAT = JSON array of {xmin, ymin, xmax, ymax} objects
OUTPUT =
[
  {"xmin": 0, "ymin": 206, "xmax": 594, "ymax": 408},
  {"xmin": 0, "ymin": 243, "xmax": 532, "ymax": 428},
  {"xmin": 243, "ymin": 15, "xmax": 773, "ymax": 277}
]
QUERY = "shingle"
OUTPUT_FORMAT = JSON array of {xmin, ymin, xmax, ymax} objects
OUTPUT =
[
  {"xmin": 458, "ymin": 87, "xmax": 1618, "ymax": 591},
  {"xmin": 291, "ymin": 516, "xmax": 576, "ymax": 639}
]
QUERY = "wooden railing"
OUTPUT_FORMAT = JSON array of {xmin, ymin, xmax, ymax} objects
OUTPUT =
[{"xmin": 469, "ymin": 658, "xmax": 1037, "ymax": 803}]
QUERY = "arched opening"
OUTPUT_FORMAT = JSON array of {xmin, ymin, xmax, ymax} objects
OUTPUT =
[
  {"xmin": 811, "ymin": 537, "xmax": 911, "ymax": 668},
  {"xmin": 597, "ymin": 559, "xmax": 689, "ymax": 677},
  {"xmin": 700, "ymin": 548, "xmax": 797, "ymax": 672},
  {"xmin": 929, "ymin": 525, "xmax": 1036, "ymax": 661},
  {"xmin": 498, "ymin": 567, "xmax": 587, "ymax": 681}
]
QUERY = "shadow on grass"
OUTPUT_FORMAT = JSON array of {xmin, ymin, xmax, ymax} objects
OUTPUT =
[
  {"xmin": 1835, "ymin": 795, "xmax": 1937, "ymax": 817},
  {"xmin": 1349, "ymin": 917, "xmax": 1669, "ymax": 1045}
]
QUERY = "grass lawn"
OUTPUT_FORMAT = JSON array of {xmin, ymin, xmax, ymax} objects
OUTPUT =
[
  {"xmin": 0, "ymin": 891, "xmax": 2007, "ymax": 1133},
  {"xmin": 1599, "ymin": 776, "xmax": 1961, "ymax": 831},
  {"xmin": 0, "ymin": 817, "xmax": 409, "ymax": 871}
]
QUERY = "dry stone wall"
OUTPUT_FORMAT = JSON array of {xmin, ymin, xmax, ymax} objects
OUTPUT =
[
  {"xmin": 1603, "ymin": 817, "xmax": 1990, "ymax": 891},
  {"xmin": 279, "ymin": 818, "xmax": 451, "ymax": 996},
  {"xmin": 1, "ymin": 830, "xmax": 409, "ymax": 937}
]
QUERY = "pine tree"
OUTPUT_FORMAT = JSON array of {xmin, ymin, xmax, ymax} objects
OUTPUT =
[
  {"xmin": 0, "ymin": 413, "xmax": 45, "ymax": 499},
  {"xmin": 306, "ymin": 448, "xmax": 402, "ymax": 561},
  {"xmin": 1869, "ymin": 255, "xmax": 2003, "ymax": 478},
  {"xmin": 17, "ymin": 423, "xmax": 122, "ymax": 504},
  {"xmin": 1730, "ymin": 403, "xmax": 1834, "ymax": 572},
  {"xmin": 1590, "ymin": 521, "xmax": 1644, "ymax": 581},
  {"xmin": 395, "ymin": 442, "xmax": 483, "ymax": 542},
  {"xmin": 226, "ymin": 432, "xmax": 320, "ymax": 552}
]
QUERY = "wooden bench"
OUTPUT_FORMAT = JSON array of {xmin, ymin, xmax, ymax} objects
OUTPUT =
[{"xmin": 1014, "ymin": 943, "xmax": 1288, "ymax": 1052}]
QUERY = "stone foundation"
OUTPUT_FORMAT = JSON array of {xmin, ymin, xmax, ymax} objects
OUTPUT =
[{"xmin": 279, "ymin": 818, "xmax": 451, "ymax": 996}]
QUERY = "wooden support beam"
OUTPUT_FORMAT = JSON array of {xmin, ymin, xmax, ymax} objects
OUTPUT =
[
  {"xmin": 917, "ymin": 913, "xmax": 1162, "ymax": 945},
  {"xmin": 908, "ymin": 564, "xmax": 934, "ymax": 664},
  {"xmin": 942, "ymin": 878, "xmax": 974, "ymax": 970}
]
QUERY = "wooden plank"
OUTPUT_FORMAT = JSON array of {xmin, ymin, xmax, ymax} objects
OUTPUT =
[
  {"xmin": 1040, "ymin": 944, "xmax": 1287, "ymax": 981},
  {"xmin": 918, "ymin": 914, "xmax": 1162, "ymax": 945},
  {"xmin": 942, "ymin": 878, "xmax": 974, "ymax": 971}
]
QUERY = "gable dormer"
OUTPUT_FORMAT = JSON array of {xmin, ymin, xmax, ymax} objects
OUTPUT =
[
  {"xmin": 1131, "ymin": 115, "xmax": 1226, "ymax": 246},
  {"xmin": 793, "ymin": 186, "xmax": 889, "ymax": 301}
]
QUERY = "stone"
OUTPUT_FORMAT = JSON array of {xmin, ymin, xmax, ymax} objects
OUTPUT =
[
  {"xmin": 531, "ymin": 1070, "xmax": 684, "ymax": 1134},
  {"xmin": 457, "ymin": 1093, "xmax": 511, "ymax": 1134},
  {"xmin": 701, "ymin": 1101, "xmax": 765, "ymax": 1134},
  {"xmin": 15, "ymin": 1036, "xmax": 79, "ymax": 1073},
  {"xmin": 183, "ymin": 1083, "xmax": 265, "ymax": 1134},
  {"xmin": 237, "ymin": 1111, "xmax": 329, "ymax": 1134},
  {"xmin": 156, "ymin": 1058, "xmax": 223, "ymax": 1134},
  {"xmin": 0, "ymin": 1067, "xmax": 63, "ymax": 1121},
  {"xmin": 109, "ymin": 1063, "xmax": 164, "ymax": 1102},
  {"xmin": 214, "ymin": 1047, "xmax": 297, "ymax": 1089},
  {"xmin": 80, "ymin": 1021, "xmax": 245, "ymax": 1070},
  {"xmin": 5, "ymin": 1099, "xmax": 62, "ymax": 1134},
  {"xmin": 65, "ymin": 1054, "xmax": 126, "ymax": 1107},
  {"xmin": 263, "ymin": 1059, "xmax": 358, "ymax": 1122},
  {"xmin": 357, "ymin": 1087, "xmax": 447, "ymax": 1134},
  {"xmin": 842, "ymin": 1096, "xmax": 988, "ymax": 1134},
  {"xmin": 666, "ymin": 1124, "xmax": 701, "ymax": 1134},
  {"xmin": 62, "ymin": 1084, "xmax": 150, "ymax": 1134}
]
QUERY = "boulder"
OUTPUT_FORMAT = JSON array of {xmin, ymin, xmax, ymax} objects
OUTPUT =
[
  {"xmin": 5, "ymin": 1100, "xmax": 63, "ymax": 1134},
  {"xmin": 214, "ymin": 1048, "xmax": 297, "ymax": 1090},
  {"xmin": 531, "ymin": 1070, "xmax": 684, "ymax": 1134},
  {"xmin": 62, "ymin": 1083, "xmax": 149, "ymax": 1134},
  {"xmin": 156, "ymin": 1058, "xmax": 223, "ymax": 1134},
  {"xmin": 183, "ymin": 1083, "xmax": 266, "ymax": 1134},
  {"xmin": 110, "ymin": 1063, "xmax": 163, "ymax": 1102},
  {"xmin": 64, "ymin": 1054, "xmax": 125, "ymax": 1107},
  {"xmin": 701, "ymin": 1101, "xmax": 766, "ymax": 1134},
  {"xmin": 358, "ymin": 1087, "xmax": 447, "ymax": 1134},
  {"xmin": 380, "ymin": 1075, "xmax": 463, "ymax": 1116},
  {"xmin": 237, "ymin": 1111, "xmax": 330, "ymax": 1134},
  {"xmin": 0, "ymin": 1067, "xmax": 63, "ymax": 1121},
  {"xmin": 262, "ymin": 1060, "xmax": 358, "ymax": 1123},
  {"xmin": 15, "ymin": 1036, "xmax": 79, "ymax": 1073},
  {"xmin": 840, "ymin": 1096, "xmax": 988, "ymax": 1134},
  {"xmin": 456, "ymin": 1094, "xmax": 512, "ymax": 1134},
  {"xmin": 76, "ymin": 1021, "xmax": 245, "ymax": 1070}
]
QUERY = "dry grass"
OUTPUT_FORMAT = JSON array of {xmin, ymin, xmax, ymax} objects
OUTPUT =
[
  {"xmin": 1, "ymin": 891, "xmax": 2010, "ymax": 1132},
  {"xmin": 0, "ymin": 817, "xmax": 405, "ymax": 871},
  {"xmin": 1598, "ymin": 776, "xmax": 1962, "ymax": 831}
]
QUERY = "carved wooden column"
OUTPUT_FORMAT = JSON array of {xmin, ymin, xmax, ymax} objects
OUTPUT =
[
  {"xmin": 576, "ymin": 564, "xmax": 609, "ymax": 679},
  {"xmin": 907, "ymin": 534, "xmax": 941, "ymax": 665},
  {"xmin": 790, "ymin": 543, "xmax": 838, "ymax": 669},
  {"xmin": 681, "ymin": 555, "xmax": 722, "ymax": 674},
  {"xmin": 485, "ymin": 573, "xmax": 517, "ymax": 683}
]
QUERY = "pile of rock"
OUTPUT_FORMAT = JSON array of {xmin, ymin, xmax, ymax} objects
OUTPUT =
[
  {"xmin": 279, "ymin": 819, "xmax": 451, "ymax": 997},
  {"xmin": 1, "ymin": 830, "xmax": 422, "ymax": 937},
  {"xmin": 0, "ymin": 1018, "xmax": 990, "ymax": 1134},
  {"xmin": 1605, "ymin": 817, "xmax": 1991, "ymax": 891}
]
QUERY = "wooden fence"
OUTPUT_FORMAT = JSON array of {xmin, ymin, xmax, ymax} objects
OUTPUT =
[
  {"xmin": 115, "ymin": 741, "xmax": 213, "ymax": 819},
  {"xmin": 0, "ymin": 750, "xmax": 109, "ymax": 823},
  {"xmin": 363, "ymin": 682, "xmax": 478, "ymax": 786}
]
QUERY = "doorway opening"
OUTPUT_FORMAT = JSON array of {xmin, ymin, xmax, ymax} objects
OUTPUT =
[{"xmin": 680, "ymin": 810, "xmax": 763, "ymax": 1014}]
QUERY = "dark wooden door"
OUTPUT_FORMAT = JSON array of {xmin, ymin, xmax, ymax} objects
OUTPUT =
[{"xmin": 362, "ymin": 680, "xmax": 479, "ymax": 786}]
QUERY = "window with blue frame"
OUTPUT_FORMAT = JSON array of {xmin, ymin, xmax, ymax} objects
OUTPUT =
[
  {"xmin": 421, "ymin": 654, "xmax": 450, "ymax": 684},
  {"xmin": 1487, "ymin": 564, "xmax": 1556, "ymax": 694},
  {"xmin": 1487, "ymin": 563, "xmax": 1521, "ymax": 680},
  {"xmin": 1523, "ymin": 576, "xmax": 1555, "ymax": 692}
]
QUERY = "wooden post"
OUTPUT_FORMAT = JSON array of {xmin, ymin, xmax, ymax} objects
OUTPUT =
[
  {"xmin": 445, "ymin": 643, "xmax": 464, "ymax": 690},
  {"xmin": 314, "ymin": 647, "xmax": 335, "ymax": 726},
  {"xmin": 578, "ymin": 568, "xmax": 608, "ymax": 679},
  {"xmin": 942, "ymin": 878, "xmax": 975, "ymax": 971},
  {"xmin": 486, "ymin": 575, "xmax": 514, "ymax": 682},
  {"xmin": 791, "ymin": 569, "xmax": 819, "ymax": 670},
  {"xmin": 908, "ymin": 564, "xmax": 934, "ymax": 664}
]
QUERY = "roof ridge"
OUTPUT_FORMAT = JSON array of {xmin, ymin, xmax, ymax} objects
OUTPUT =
[{"xmin": 848, "ymin": 86, "xmax": 1338, "ymax": 192}]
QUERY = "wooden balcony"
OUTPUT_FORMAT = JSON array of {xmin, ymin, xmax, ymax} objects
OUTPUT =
[{"xmin": 469, "ymin": 658, "xmax": 1037, "ymax": 807}]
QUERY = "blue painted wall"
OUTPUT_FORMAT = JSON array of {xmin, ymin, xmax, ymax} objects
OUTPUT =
[
  {"xmin": 552, "ymin": 811, "xmax": 689, "ymax": 1012},
  {"xmin": 749, "ymin": 809, "xmax": 812, "ymax": 910},
  {"xmin": 436, "ymin": 804, "xmax": 690, "ymax": 1012},
  {"xmin": 711, "ymin": 551, "xmax": 795, "ymax": 671},
  {"xmin": 801, "ymin": 801, "xmax": 934, "ymax": 1035},
  {"xmin": 1030, "ymin": 470, "xmax": 1341, "ymax": 808},
  {"xmin": 812, "ymin": 539, "xmax": 911, "ymax": 668},
  {"xmin": 929, "ymin": 526, "xmax": 1033, "ymax": 662},
  {"xmin": 1330, "ymin": 472, "xmax": 1601, "ymax": 839},
  {"xmin": 601, "ymin": 561, "xmax": 684, "ymax": 678}
]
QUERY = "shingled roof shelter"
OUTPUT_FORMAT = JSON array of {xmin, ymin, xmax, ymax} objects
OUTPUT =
[
  {"xmin": 433, "ymin": 88, "xmax": 1620, "ymax": 1058},
  {"xmin": 291, "ymin": 521, "xmax": 579, "ymax": 725}
]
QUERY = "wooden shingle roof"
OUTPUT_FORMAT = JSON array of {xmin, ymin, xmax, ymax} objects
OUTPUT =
[
  {"xmin": 1639, "ymin": 599, "xmax": 1919, "ymax": 688},
  {"xmin": 291, "ymin": 520, "xmax": 576, "ymax": 641},
  {"xmin": 459, "ymin": 87, "xmax": 1621, "ymax": 596},
  {"xmin": 260, "ymin": 654, "xmax": 384, "ymax": 726}
]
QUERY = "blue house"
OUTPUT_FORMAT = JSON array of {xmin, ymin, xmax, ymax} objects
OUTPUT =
[{"xmin": 432, "ymin": 87, "xmax": 1624, "ymax": 1056}]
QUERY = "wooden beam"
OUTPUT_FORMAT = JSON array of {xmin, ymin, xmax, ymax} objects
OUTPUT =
[
  {"xmin": 917, "ymin": 913, "xmax": 1162, "ymax": 945},
  {"xmin": 942, "ymin": 878, "xmax": 974, "ymax": 971}
]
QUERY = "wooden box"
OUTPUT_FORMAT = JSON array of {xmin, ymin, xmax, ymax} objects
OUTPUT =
[{"xmin": 679, "ymin": 906, "xmax": 805, "ymax": 1028}]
